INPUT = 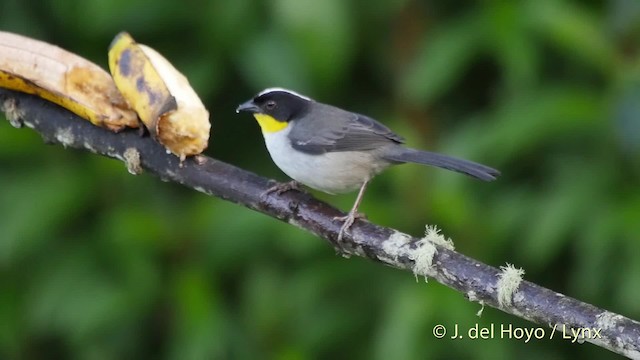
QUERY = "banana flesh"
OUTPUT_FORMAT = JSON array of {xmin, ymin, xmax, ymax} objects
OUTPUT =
[{"xmin": 108, "ymin": 32, "xmax": 210, "ymax": 160}]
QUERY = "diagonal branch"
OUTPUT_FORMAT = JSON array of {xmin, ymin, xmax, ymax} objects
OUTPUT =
[{"xmin": 1, "ymin": 89, "xmax": 639, "ymax": 358}]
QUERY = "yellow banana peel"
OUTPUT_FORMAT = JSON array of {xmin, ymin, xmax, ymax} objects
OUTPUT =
[
  {"xmin": 0, "ymin": 31, "xmax": 138, "ymax": 131},
  {"xmin": 109, "ymin": 32, "xmax": 210, "ymax": 160}
]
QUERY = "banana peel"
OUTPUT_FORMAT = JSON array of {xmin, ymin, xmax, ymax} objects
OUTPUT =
[
  {"xmin": 0, "ymin": 31, "xmax": 138, "ymax": 131},
  {"xmin": 109, "ymin": 32, "xmax": 210, "ymax": 160},
  {"xmin": 0, "ymin": 31, "xmax": 211, "ymax": 160}
]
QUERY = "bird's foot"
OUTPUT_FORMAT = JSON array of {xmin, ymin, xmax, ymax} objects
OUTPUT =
[
  {"xmin": 261, "ymin": 180, "xmax": 302, "ymax": 199},
  {"xmin": 334, "ymin": 211, "xmax": 367, "ymax": 241}
]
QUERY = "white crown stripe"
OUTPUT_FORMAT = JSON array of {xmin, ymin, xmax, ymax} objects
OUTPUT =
[{"xmin": 257, "ymin": 87, "xmax": 312, "ymax": 101}]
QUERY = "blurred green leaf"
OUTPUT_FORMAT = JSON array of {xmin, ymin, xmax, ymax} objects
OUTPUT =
[
  {"xmin": 0, "ymin": 166, "xmax": 91, "ymax": 265},
  {"xmin": 457, "ymin": 87, "xmax": 606, "ymax": 163},
  {"xmin": 373, "ymin": 284, "xmax": 434, "ymax": 360},
  {"xmin": 399, "ymin": 14, "xmax": 483, "ymax": 105},
  {"xmin": 526, "ymin": 0, "xmax": 615, "ymax": 73},
  {"xmin": 273, "ymin": 0, "xmax": 354, "ymax": 89},
  {"xmin": 486, "ymin": 2, "xmax": 540, "ymax": 92},
  {"xmin": 26, "ymin": 246, "xmax": 128, "ymax": 340},
  {"xmin": 168, "ymin": 267, "xmax": 225, "ymax": 360},
  {"xmin": 612, "ymin": 77, "xmax": 640, "ymax": 156},
  {"xmin": 238, "ymin": 30, "xmax": 311, "ymax": 91},
  {"xmin": 520, "ymin": 163, "xmax": 607, "ymax": 269},
  {"xmin": 608, "ymin": 0, "xmax": 640, "ymax": 37}
]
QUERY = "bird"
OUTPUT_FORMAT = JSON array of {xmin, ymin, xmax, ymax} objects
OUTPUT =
[{"xmin": 236, "ymin": 88, "xmax": 500, "ymax": 241}]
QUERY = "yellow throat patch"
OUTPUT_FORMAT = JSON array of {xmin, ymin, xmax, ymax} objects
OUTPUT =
[{"xmin": 254, "ymin": 114, "xmax": 288, "ymax": 133}]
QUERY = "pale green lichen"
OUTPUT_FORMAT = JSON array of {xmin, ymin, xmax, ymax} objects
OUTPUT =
[
  {"xmin": 496, "ymin": 263, "xmax": 525, "ymax": 307},
  {"xmin": 406, "ymin": 225, "xmax": 456, "ymax": 282},
  {"xmin": 595, "ymin": 311, "xmax": 622, "ymax": 331},
  {"xmin": 55, "ymin": 127, "xmax": 75, "ymax": 148},
  {"xmin": 123, "ymin": 147, "xmax": 142, "ymax": 175},
  {"xmin": 409, "ymin": 239, "xmax": 437, "ymax": 283},
  {"xmin": 476, "ymin": 301, "xmax": 485, "ymax": 317},
  {"xmin": 467, "ymin": 291, "xmax": 485, "ymax": 317},
  {"xmin": 382, "ymin": 231, "xmax": 412, "ymax": 262},
  {"xmin": 2, "ymin": 97, "xmax": 24, "ymax": 128},
  {"xmin": 422, "ymin": 225, "xmax": 454, "ymax": 250}
]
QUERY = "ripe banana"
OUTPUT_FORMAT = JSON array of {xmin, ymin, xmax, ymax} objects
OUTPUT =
[
  {"xmin": 0, "ymin": 31, "xmax": 138, "ymax": 131},
  {"xmin": 108, "ymin": 32, "xmax": 210, "ymax": 161}
]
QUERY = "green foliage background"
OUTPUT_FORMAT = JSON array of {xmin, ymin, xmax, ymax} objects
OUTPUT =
[{"xmin": 1, "ymin": 0, "xmax": 639, "ymax": 359}]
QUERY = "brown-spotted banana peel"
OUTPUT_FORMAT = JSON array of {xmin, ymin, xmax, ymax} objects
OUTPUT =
[
  {"xmin": 0, "ymin": 31, "xmax": 138, "ymax": 131},
  {"xmin": 108, "ymin": 32, "xmax": 210, "ymax": 161}
]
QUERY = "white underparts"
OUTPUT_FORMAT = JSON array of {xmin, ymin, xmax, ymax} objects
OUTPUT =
[{"xmin": 261, "ymin": 126, "xmax": 389, "ymax": 194}]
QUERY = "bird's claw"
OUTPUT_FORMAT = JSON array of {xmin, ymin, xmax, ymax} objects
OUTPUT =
[
  {"xmin": 334, "ymin": 211, "xmax": 366, "ymax": 241},
  {"xmin": 261, "ymin": 180, "xmax": 302, "ymax": 199}
]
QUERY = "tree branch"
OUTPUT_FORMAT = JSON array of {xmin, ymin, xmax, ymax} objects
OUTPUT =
[{"xmin": 2, "ymin": 89, "xmax": 639, "ymax": 358}]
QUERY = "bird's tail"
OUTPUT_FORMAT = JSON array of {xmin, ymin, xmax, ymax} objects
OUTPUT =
[{"xmin": 383, "ymin": 147, "xmax": 500, "ymax": 181}]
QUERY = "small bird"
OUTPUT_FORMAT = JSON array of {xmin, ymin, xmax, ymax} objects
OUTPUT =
[{"xmin": 236, "ymin": 88, "xmax": 500, "ymax": 240}]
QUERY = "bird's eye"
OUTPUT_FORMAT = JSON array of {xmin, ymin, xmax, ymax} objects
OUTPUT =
[{"xmin": 265, "ymin": 100, "xmax": 276, "ymax": 110}]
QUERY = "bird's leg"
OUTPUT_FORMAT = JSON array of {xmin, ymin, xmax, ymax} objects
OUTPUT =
[
  {"xmin": 334, "ymin": 180, "xmax": 369, "ymax": 241},
  {"xmin": 261, "ymin": 180, "xmax": 303, "ymax": 198}
]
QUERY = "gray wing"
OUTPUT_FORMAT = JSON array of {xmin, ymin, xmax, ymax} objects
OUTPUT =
[{"xmin": 288, "ymin": 103, "xmax": 404, "ymax": 155}]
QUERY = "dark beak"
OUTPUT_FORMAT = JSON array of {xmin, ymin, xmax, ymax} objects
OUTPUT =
[{"xmin": 236, "ymin": 100, "xmax": 260, "ymax": 114}]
